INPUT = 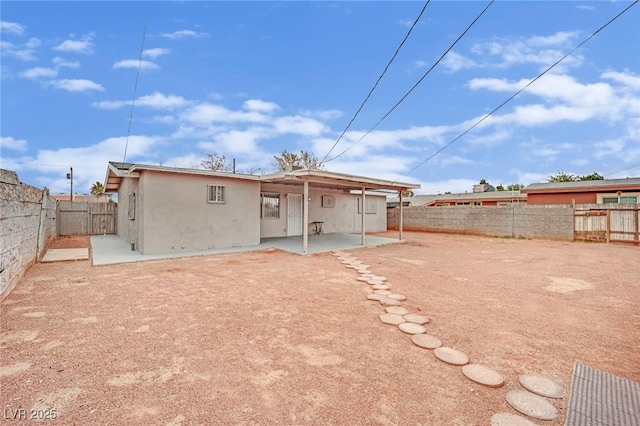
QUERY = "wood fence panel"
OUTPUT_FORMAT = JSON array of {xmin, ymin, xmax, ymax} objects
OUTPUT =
[
  {"xmin": 574, "ymin": 205, "xmax": 639, "ymax": 244},
  {"xmin": 57, "ymin": 201, "xmax": 117, "ymax": 236}
]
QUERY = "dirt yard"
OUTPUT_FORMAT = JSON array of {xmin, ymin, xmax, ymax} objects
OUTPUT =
[{"xmin": 1, "ymin": 232, "xmax": 638, "ymax": 425}]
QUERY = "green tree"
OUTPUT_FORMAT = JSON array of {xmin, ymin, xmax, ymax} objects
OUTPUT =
[
  {"xmin": 201, "ymin": 152, "xmax": 233, "ymax": 172},
  {"xmin": 90, "ymin": 181, "xmax": 105, "ymax": 196},
  {"xmin": 578, "ymin": 172, "xmax": 604, "ymax": 181},
  {"xmin": 479, "ymin": 179, "xmax": 487, "ymax": 184},
  {"xmin": 401, "ymin": 189, "xmax": 414, "ymax": 198},
  {"xmin": 496, "ymin": 184, "xmax": 505, "ymax": 191},
  {"xmin": 274, "ymin": 150, "xmax": 323, "ymax": 172},
  {"xmin": 547, "ymin": 171, "xmax": 577, "ymax": 182},
  {"xmin": 506, "ymin": 183, "xmax": 524, "ymax": 191}
]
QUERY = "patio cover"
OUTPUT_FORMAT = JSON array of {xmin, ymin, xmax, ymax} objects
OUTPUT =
[{"xmin": 261, "ymin": 169, "xmax": 420, "ymax": 253}]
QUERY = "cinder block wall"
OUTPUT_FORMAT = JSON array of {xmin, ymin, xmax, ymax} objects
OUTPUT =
[
  {"xmin": 0, "ymin": 169, "xmax": 57, "ymax": 300},
  {"xmin": 388, "ymin": 205, "xmax": 574, "ymax": 240}
]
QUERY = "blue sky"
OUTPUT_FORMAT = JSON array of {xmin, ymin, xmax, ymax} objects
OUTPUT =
[{"xmin": 1, "ymin": 1, "xmax": 639, "ymax": 195}]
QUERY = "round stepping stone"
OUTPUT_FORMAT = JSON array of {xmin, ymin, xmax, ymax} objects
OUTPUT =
[
  {"xmin": 374, "ymin": 290, "xmax": 391, "ymax": 295},
  {"xmin": 505, "ymin": 390, "xmax": 558, "ymax": 421},
  {"xmin": 411, "ymin": 334, "xmax": 442, "ymax": 349},
  {"xmin": 379, "ymin": 313, "xmax": 406, "ymax": 325},
  {"xmin": 462, "ymin": 364, "xmax": 505, "ymax": 388},
  {"xmin": 398, "ymin": 323, "xmax": 426, "ymax": 334},
  {"xmin": 380, "ymin": 298, "xmax": 402, "ymax": 306},
  {"xmin": 385, "ymin": 306, "xmax": 409, "ymax": 315},
  {"xmin": 372, "ymin": 284, "xmax": 390, "ymax": 290},
  {"xmin": 490, "ymin": 413, "xmax": 537, "ymax": 426},
  {"xmin": 518, "ymin": 373, "xmax": 564, "ymax": 399},
  {"xmin": 367, "ymin": 294, "xmax": 386, "ymax": 301},
  {"xmin": 434, "ymin": 347, "xmax": 469, "ymax": 366},
  {"xmin": 403, "ymin": 313, "xmax": 429, "ymax": 324},
  {"xmin": 386, "ymin": 294, "xmax": 406, "ymax": 301}
]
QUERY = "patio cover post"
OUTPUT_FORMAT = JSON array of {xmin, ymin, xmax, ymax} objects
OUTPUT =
[
  {"xmin": 303, "ymin": 180, "xmax": 309, "ymax": 254},
  {"xmin": 399, "ymin": 189, "xmax": 403, "ymax": 240},
  {"xmin": 361, "ymin": 187, "xmax": 366, "ymax": 245}
]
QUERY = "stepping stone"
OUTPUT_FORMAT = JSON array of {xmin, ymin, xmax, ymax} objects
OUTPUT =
[
  {"xmin": 490, "ymin": 413, "xmax": 537, "ymax": 426},
  {"xmin": 434, "ymin": 347, "xmax": 469, "ymax": 366},
  {"xmin": 387, "ymin": 294, "xmax": 407, "ymax": 301},
  {"xmin": 403, "ymin": 313, "xmax": 430, "ymax": 324},
  {"xmin": 356, "ymin": 276, "xmax": 369, "ymax": 282},
  {"xmin": 518, "ymin": 373, "xmax": 564, "ymax": 399},
  {"xmin": 380, "ymin": 298, "xmax": 402, "ymax": 306},
  {"xmin": 367, "ymin": 294, "xmax": 386, "ymax": 301},
  {"xmin": 356, "ymin": 264, "xmax": 369, "ymax": 269},
  {"xmin": 372, "ymin": 284, "xmax": 390, "ymax": 290},
  {"xmin": 367, "ymin": 280, "xmax": 385, "ymax": 286},
  {"xmin": 379, "ymin": 313, "xmax": 406, "ymax": 325},
  {"xmin": 411, "ymin": 334, "xmax": 442, "ymax": 349},
  {"xmin": 398, "ymin": 323, "xmax": 426, "ymax": 334},
  {"xmin": 462, "ymin": 364, "xmax": 505, "ymax": 388},
  {"xmin": 370, "ymin": 276, "xmax": 387, "ymax": 282},
  {"xmin": 374, "ymin": 290, "xmax": 391, "ymax": 295},
  {"xmin": 385, "ymin": 306, "xmax": 409, "ymax": 315},
  {"xmin": 505, "ymin": 390, "xmax": 558, "ymax": 421}
]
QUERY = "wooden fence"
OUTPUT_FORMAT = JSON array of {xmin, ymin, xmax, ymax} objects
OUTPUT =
[
  {"xmin": 57, "ymin": 201, "xmax": 117, "ymax": 236},
  {"xmin": 574, "ymin": 204, "xmax": 639, "ymax": 244}
]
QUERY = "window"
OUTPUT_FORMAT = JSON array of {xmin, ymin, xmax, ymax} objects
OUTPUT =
[
  {"xmin": 207, "ymin": 185, "xmax": 226, "ymax": 203},
  {"xmin": 260, "ymin": 193, "xmax": 280, "ymax": 219},
  {"xmin": 456, "ymin": 202, "xmax": 470, "ymax": 206},
  {"xmin": 601, "ymin": 195, "xmax": 638, "ymax": 204},
  {"xmin": 473, "ymin": 202, "xmax": 482, "ymax": 206}
]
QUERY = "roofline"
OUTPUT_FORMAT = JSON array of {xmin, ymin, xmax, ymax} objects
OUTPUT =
[
  {"xmin": 522, "ymin": 181, "xmax": 640, "ymax": 194},
  {"xmin": 260, "ymin": 169, "xmax": 420, "ymax": 191}
]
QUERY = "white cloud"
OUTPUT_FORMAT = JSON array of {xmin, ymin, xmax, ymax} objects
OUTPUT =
[
  {"xmin": 602, "ymin": 70, "xmax": 640, "ymax": 91},
  {"xmin": 53, "ymin": 35, "xmax": 94, "ymax": 54},
  {"xmin": 1, "ymin": 136, "xmax": 28, "ymax": 151},
  {"xmin": 299, "ymin": 109, "xmax": 343, "ymax": 121},
  {"xmin": 142, "ymin": 47, "xmax": 170, "ymax": 58},
  {"xmin": 52, "ymin": 56, "xmax": 80, "ymax": 69},
  {"xmin": 527, "ymin": 31, "xmax": 578, "ymax": 47},
  {"xmin": 1, "ymin": 21, "xmax": 25, "ymax": 36},
  {"xmin": 273, "ymin": 116, "xmax": 326, "ymax": 136},
  {"xmin": 243, "ymin": 99, "xmax": 280, "ymax": 113},
  {"xmin": 413, "ymin": 178, "xmax": 479, "ymax": 195},
  {"xmin": 160, "ymin": 30, "xmax": 209, "ymax": 40},
  {"xmin": 20, "ymin": 67, "xmax": 58, "ymax": 79},
  {"xmin": 93, "ymin": 92, "xmax": 188, "ymax": 110},
  {"xmin": 45, "ymin": 79, "xmax": 104, "ymax": 92},
  {"xmin": 576, "ymin": 5, "xmax": 595, "ymax": 11},
  {"xmin": 180, "ymin": 103, "xmax": 268, "ymax": 125},
  {"xmin": 440, "ymin": 52, "xmax": 479, "ymax": 72},
  {"xmin": 113, "ymin": 59, "xmax": 159, "ymax": 70},
  {"xmin": 199, "ymin": 128, "xmax": 267, "ymax": 157},
  {"xmin": 0, "ymin": 39, "xmax": 39, "ymax": 61}
]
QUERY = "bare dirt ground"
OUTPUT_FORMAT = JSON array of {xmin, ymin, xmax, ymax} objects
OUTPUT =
[{"xmin": 1, "ymin": 232, "xmax": 638, "ymax": 425}]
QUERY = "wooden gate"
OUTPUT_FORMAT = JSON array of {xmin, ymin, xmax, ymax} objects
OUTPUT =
[
  {"xmin": 574, "ymin": 205, "xmax": 639, "ymax": 244},
  {"xmin": 57, "ymin": 201, "xmax": 117, "ymax": 236}
]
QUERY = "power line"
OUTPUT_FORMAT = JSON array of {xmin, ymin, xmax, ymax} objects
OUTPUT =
[
  {"xmin": 318, "ymin": 0, "xmax": 432, "ymax": 166},
  {"xmin": 323, "ymin": 0, "xmax": 494, "ymax": 164},
  {"xmin": 122, "ymin": 11, "xmax": 149, "ymax": 164},
  {"xmin": 604, "ymin": 161, "xmax": 640, "ymax": 177},
  {"xmin": 404, "ymin": 0, "xmax": 639, "ymax": 177}
]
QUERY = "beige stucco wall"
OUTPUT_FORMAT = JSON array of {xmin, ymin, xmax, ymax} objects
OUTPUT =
[
  {"xmin": 116, "ymin": 176, "xmax": 140, "ymax": 248},
  {"xmin": 137, "ymin": 171, "xmax": 260, "ymax": 254},
  {"xmin": 259, "ymin": 183, "xmax": 387, "ymax": 238}
]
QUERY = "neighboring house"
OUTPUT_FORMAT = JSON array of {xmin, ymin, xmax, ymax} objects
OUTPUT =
[
  {"xmin": 388, "ymin": 191, "xmax": 526, "ymax": 207},
  {"xmin": 51, "ymin": 194, "xmax": 111, "ymax": 203},
  {"xmin": 521, "ymin": 178, "xmax": 640, "ymax": 205},
  {"xmin": 104, "ymin": 162, "xmax": 419, "ymax": 255}
]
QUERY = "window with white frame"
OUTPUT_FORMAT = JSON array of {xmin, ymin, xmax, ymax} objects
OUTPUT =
[
  {"xmin": 207, "ymin": 185, "xmax": 226, "ymax": 203},
  {"xmin": 598, "ymin": 192, "xmax": 639, "ymax": 204},
  {"xmin": 260, "ymin": 193, "xmax": 280, "ymax": 219}
]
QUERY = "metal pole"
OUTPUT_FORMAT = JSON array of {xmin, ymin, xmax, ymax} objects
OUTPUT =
[
  {"xmin": 361, "ymin": 187, "xmax": 366, "ymax": 245},
  {"xmin": 303, "ymin": 180, "xmax": 309, "ymax": 254},
  {"xmin": 70, "ymin": 167, "xmax": 73, "ymax": 202},
  {"xmin": 399, "ymin": 189, "xmax": 403, "ymax": 240}
]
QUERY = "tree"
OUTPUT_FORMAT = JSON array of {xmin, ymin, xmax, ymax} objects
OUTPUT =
[
  {"xmin": 496, "ymin": 184, "xmax": 505, "ymax": 191},
  {"xmin": 401, "ymin": 189, "xmax": 414, "ymax": 198},
  {"xmin": 201, "ymin": 153, "xmax": 233, "ymax": 172},
  {"xmin": 479, "ymin": 179, "xmax": 488, "ymax": 184},
  {"xmin": 274, "ymin": 150, "xmax": 323, "ymax": 172},
  {"xmin": 547, "ymin": 171, "xmax": 577, "ymax": 182},
  {"xmin": 578, "ymin": 172, "xmax": 604, "ymax": 181},
  {"xmin": 90, "ymin": 181, "xmax": 105, "ymax": 196},
  {"xmin": 507, "ymin": 183, "xmax": 524, "ymax": 191}
]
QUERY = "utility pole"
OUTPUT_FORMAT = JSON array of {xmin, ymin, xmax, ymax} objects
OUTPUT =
[{"xmin": 67, "ymin": 167, "xmax": 74, "ymax": 202}]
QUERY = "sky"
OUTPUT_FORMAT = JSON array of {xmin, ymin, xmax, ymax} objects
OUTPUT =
[{"xmin": 1, "ymin": 1, "xmax": 639, "ymax": 196}]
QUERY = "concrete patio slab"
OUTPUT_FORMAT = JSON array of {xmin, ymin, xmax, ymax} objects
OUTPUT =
[{"xmin": 41, "ymin": 248, "xmax": 89, "ymax": 263}]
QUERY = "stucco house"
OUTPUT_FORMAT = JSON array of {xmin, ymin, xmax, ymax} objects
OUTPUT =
[
  {"xmin": 104, "ymin": 162, "xmax": 420, "ymax": 255},
  {"xmin": 521, "ymin": 178, "xmax": 640, "ymax": 205}
]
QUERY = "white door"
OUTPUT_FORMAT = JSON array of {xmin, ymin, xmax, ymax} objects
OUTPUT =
[{"xmin": 287, "ymin": 193, "xmax": 303, "ymax": 236}]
